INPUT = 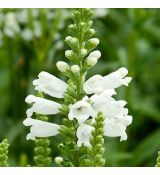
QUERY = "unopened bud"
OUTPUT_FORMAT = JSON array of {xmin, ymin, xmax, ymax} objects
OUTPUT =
[
  {"xmin": 65, "ymin": 50, "xmax": 73, "ymax": 58},
  {"xmin": 86, "ymin": 56, "xmax": 98, "ymax": 66},
  {"xmin": 89, "ymin": 38, "xmax": 100, "ymax": 45},
  {"xmin": 89, "ymin": 50, "xmax": 101, "ymax": 59},
  {"xmin": 71, "ymin": 65, "xmax": 80, "ymax": 73},
  {"xmin": 65, "ymin": 36, "xmax": 72, "ymax": 42},
  {"xmin": 56, "ymin": 61, "xmax": 70, "ymax": 73},
  {"xmin": 55, "ymin": 157, "xmax": 63, "ymax": 165},
  {"xmin": 80, "ymin": 49, "xmax": 87, "ymax": 57},
  {"xmin": 85, "ymin": 38, "xmax": 100, "ymax": 52},
  {"xmin": 65, "ymin": 36, "xmax": 79, "ymax": 51}
]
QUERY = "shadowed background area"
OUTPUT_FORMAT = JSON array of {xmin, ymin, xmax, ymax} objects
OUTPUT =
[{"xmin": 0, "ymin": 8, "xmax": 160, "ymax": 167}]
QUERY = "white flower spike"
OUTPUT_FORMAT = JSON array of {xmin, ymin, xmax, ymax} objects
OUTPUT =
[
  {"xmin": 25, "ymin": 95, "xmax": 61, "ymax": 117},
  {"xmin": 68, "ymin": 99, "xmax": 95, "ymax": 124},
  {"xmin": 83, "ymin": 67, "xmax": 132, "ymax": 94},
  {"xmin": 76, "ymin": 123, "xmax": 94, "ymax": 147},
  {"xmin": 33, "ymin": 71, "xmax": 68, "ymax": 98},
  {"xmin": 23, "ymin": 117, "xmax": 60, "ymax": 140}
]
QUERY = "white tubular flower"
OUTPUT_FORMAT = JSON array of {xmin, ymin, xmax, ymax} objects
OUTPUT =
[
  {"xmin": 33, "ymin": 71, "xmax": 68, "ymax": 98},
  {"xmin": 90, "ymin": 92, "xmax": 128, "ymax": 119},
  {"xmin": 56, "ymin": 61, "xmax": 70, "ymax": 73},
  {"xmin": 25, "ymin": 95, "xmax": 61, "ymax": 117},
  {"xmin": 68, "ymin": 99, "xmax": 96, "ymax": 124},
  {"xmin": 104, "ymin": 115, "xmax": 132, "ymax": 141},
  {"xmin": 83, "ymin": 67, "xmax": 132, "ymax": 94},
  {"xmin": 23, "ymin": 117, "xmax": 60, "ymax": 140},
  {"xmin": 71, "ymin": 65, "xmax": 80, "ymax": 73},
  {"xmin": 76, "ymin": 123, "xmax": 94, "ymax": 147},
  {"xmin": 83, "ymin": 75, "xmax": 104, "ymax": 94}
]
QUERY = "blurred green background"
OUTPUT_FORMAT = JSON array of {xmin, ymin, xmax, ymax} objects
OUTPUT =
[{"xmin": 0, "ymin": 8, "xmax": 160, "ymax": 167}]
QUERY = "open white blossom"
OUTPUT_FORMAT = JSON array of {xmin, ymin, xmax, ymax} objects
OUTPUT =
[
  {"xmin": 90, "ymin": 91, "xmax": 128, "ymax": 119},
  {"xmin": 104, "ymin": 115, "xmax": 132, "ymax": 141},
  {"xmin": 23, "ymin": 117, "xmax": 60, "ymax": 140},
  {"xmin": 83, "ymin": 67, "xmax": 132, "ymax": 94},
  {"xmin": 33, "ymin": 71, "xmax": 68, "ymax": 98},
  {"xmin": 25, "ymin": 95, "xmax": 61, "ymax": 117},
  {"xmin": 68, "ymin": 100, "xmax": 95, "ymax": 124},
  {"xmin": 75, "ymin": 114, "xmax": 132, "ymax": 146},
  {"xmin": 76, "ymin": 123, "xmax": 94, "ymax": 147}
]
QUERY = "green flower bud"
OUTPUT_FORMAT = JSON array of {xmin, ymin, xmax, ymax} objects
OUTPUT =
[
  {"xmin": 85, "ymin": 38, "xmax": 99, "ymax": 52},
  {"xmin": 71, "ymin": 65, "xmax": 80, "ymax": 73},
  {"xmin": 56, "ymin": 61, "xmax": 70, "ymax": 73}
]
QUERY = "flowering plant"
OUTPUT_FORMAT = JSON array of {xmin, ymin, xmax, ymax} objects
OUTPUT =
[
  {"xmin": 1, "ymin": 8, "xmax": 159, "ymax": 168},
  {"xmin": 22, "ymin": 8, "xmax": 133, "ymax": 167}
]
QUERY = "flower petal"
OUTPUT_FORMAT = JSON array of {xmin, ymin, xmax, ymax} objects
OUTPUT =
[
  {"xmin": 25, "ymin": 95, "xmax": 61, "ymax": 117},
  {"xmin": 33, "ymin": 71, "xmax": 68, "ymax": 98},
  {"xmin": 68, "ymin": 100, "xmax": 96, "ymax": 124},
  {"xmin": 76, "ymin": 123, "xmax": 94, "ymax": 147},
  {"xmin": 23, "ymin": 118, "xmax": 60, "ymax": 140}
]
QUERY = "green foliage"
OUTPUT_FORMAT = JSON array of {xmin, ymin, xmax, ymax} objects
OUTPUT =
[{"xmin": 0, "ymin": 139, "xmax": 9, "ymax": 167}]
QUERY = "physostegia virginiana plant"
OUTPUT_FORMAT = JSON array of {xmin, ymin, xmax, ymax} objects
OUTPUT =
[{"xmin": 23, "ymin": 8, "xmax": 133, "ymax": 167}]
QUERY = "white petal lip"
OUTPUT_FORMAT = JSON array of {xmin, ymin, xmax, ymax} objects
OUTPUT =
[
  {"xmin": 83, "ymin": 74, "xmax": 104, "ymax": 94},
  {"xmin": 25, "ymin": 95, "xmax": 61, "ymax": 117},
  {"xmin": 33, "ymin": 71, "xmax": 68, "ymax": 98},
  {"xmin": 83, "ymin": 67, "xmax": 132, "ymax": 95},
  {"xmin": 76, "ymin": 123, "xmax": 94, "ymax": 147},
  {"xmin": 23, "ymin": 118, "xmax": 60, "ymax": 140},
  {"xmin": 104, "ymin": 114, "xmax": 132, "ymax": 141}
]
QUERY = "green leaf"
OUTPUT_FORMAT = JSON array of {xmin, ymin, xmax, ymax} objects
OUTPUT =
[{"xmin": 130, "ymin": 129, "xmax": 160, "ymax": 166}]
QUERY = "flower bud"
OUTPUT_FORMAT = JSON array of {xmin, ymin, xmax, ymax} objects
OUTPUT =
[
  {"xmin": 65, "ymin": 36, "xmax": 79, "ymax": 51},
  {"xmin": 55, "ymin": 157, "xmax": 63, "ymax": 165},
  {"xmin": 85, "ymin": 38, "xmax": 100, "ymax": 52},
  {"xmin": 71, "ymin": 65, "xmax": 80, "ymax": 73},
  {"xmin": 56, "ymin": 61, "xmax": 70, "ymax": 73},
  {"xmin": 65, "ymin": 50, "xmax": 78, "ymax": 62},
  {"xmin": 65, "ymin": 50, "xmax": 73, "ymax": 58},
  {"xmin": 68, "ymin": 24, "xmax": 77, "ymax": 32},
  {"xmin": 86, "ymin": 56, "xmax": 98, "ymax": 66},
  {"xmin": 84, "ymin": 29, "xmax": 95, "ymax": 40},
  {"xmin": 65, "ymin": 36, "xmax": 72, "ymax": 43},
  {"xmin": 80, "ymin": 49, "xmax": 87, "ymax": 57},
  {"xmin": 89, "ymin": 50, "xmax": 101, "ymax": 59}
]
